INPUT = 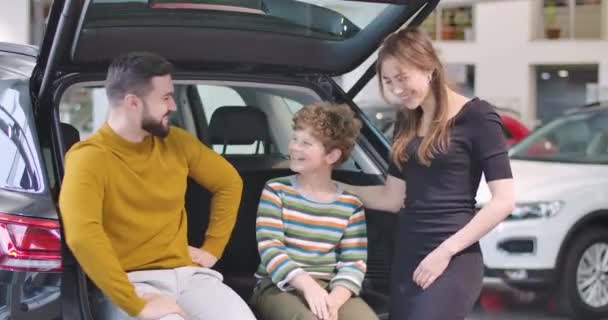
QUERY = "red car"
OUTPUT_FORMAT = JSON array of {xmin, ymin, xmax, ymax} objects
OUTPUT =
[
  {"xmin": 378, "ymin": 110, "xmax": 529, "ymax": 145},
  {"xmin": 500, "ymin": 114, "xmax": 530, "ymax": 146}
]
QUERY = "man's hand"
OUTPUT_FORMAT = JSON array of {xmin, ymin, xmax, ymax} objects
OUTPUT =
[
  {"xmin": 136, "ymin": 293, "xmax": 186, "ymax": 320},
  {"xmin": 188, "ymin": 246, "xmax": 218, "ymax": 268}
]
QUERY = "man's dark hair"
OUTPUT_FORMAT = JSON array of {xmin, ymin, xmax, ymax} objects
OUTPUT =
[{"xmin": 105, "ymin": 52, "xmax": 173, "ymax": 105}]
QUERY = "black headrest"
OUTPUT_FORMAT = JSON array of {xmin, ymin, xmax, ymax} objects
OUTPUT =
[
  {"xmin": 208, "ymin": 106, "xmax": 271, "ymax": 145},
  {"xmin": 60, "ymin": 122, "xmax": 80, "ymax": 152}
]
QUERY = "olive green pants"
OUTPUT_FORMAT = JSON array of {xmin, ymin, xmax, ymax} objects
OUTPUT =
[{"xmin": 251, "ymin": 279, "xmax": 379, "ymax": 320}]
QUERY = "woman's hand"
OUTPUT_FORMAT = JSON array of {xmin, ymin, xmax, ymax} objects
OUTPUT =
[
  {"xmin": 413, "ymin": 245, "xmax": 453, "ymax": 289},
  {"xmin": 335, "ymin": 176, "xmax": 406, "ymax": 213}
]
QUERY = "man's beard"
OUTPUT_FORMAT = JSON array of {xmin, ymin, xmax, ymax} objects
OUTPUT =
[{"xmin": 141, "ymin": 101, "xmax": 170, "ymax": 138}]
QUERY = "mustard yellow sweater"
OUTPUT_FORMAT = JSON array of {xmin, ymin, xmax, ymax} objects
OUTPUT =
[{"xmin": 59, "ymin": 124, "xmax": 243, "ymax": 316}]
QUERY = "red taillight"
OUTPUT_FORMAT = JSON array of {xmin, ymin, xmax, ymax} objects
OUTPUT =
[{"xmin": 0, "ymin": 212, "xmax": 62, "ymax": 272}]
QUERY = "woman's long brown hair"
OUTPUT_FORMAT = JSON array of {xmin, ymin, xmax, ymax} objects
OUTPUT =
[{"xmin": 377, "ymin": 28, "xmax": 451, "ymax": 168}]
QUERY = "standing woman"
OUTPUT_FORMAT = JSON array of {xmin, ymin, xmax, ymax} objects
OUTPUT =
[{"xmin": 343, "ymin": 28, "xmax": 515, "ymax": 319}]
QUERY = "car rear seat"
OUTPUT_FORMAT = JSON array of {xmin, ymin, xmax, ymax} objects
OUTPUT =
[
  {"xmin": 187, "ymin": 107, "xmax": 390, "ymax": 318},
  {"xmin": 62, "ymin": 116, "xmax": 390, "ymax": 318},
  {"xmin": 60, "ymin": 122, "xmax": 81, "ymax": 154},
  {"xmin": 186, "ymin": 106, "xmax": 286, "ymax": 300},
  {"xmin": 60, "ymin": 119, "xmax": 380, "ymax": 318}
]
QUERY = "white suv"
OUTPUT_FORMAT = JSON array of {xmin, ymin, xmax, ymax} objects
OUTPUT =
[{"xmin": 476, "ymin": 103, "xmax": 608, "ymax": 319}]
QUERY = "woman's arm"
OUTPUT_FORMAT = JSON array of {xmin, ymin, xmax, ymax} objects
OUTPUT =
[
  {"xmin": 342, "ymin": 176, "xmax": 406, "ymax": 213},
  {"xmin": 438, "ymin": 178, "xmax": 515, "ymax": 256},
  {"xmin": 440, "ymin": 103, "xmax": 516, "ymax": 255},
  {"xmin": 412, "ymin": 178, "xmax": 514, "ymax": 289}
]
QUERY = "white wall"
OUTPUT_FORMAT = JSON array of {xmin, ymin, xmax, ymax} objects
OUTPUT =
[
  {"xmin": 0, "ymin": 1, "xmax": 30, "ymax": 44},
  {"xmin": 340, "ymin": 0, "xmax": 608, "ymax": 128},
  {"xmin": 435, "ymin": 0, "xmax": 608, "ymax": 127}
]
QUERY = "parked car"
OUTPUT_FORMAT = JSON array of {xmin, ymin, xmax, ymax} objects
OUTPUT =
[
  {"xmin": 365, "ymin": 105, "xmax": 529, "ymax": 145},
  {"xmin": 0, "ymin": 0, "xmax": 438, "ymax": 319},
  {"xmin": 500, "ymin": 113, "xmax": 530, "ymax": 146},
  {"xmin": 476, "ymin": 102, "xmax": 608, "ymax": 319}
]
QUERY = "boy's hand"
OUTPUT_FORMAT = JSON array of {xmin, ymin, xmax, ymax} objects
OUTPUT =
[
  {"xmin": 325, "ymin": 295, "xmax": 339, "ymax": 320},
  {"xmin": 326, "ymin": 286, "xmax": 352, "ymax": 320},
  {"xmin": 302, "ymin": 282, "xmax": 330, "ymax": 320},
  {"xmin": 188, "ymin": 246, "xmax": 218, "ymax": 268},
  {"xmin": 290, "ymin": 273, "xmax": 330, "ymax": 319}
]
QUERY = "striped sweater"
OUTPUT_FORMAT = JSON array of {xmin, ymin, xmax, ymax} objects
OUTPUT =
[{"xmin": 255, "ymin": 175, "xmax": 368, "ymax": 295}]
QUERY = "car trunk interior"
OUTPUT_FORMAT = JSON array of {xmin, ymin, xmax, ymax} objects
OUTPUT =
[{"xmin": 52, "ymin": 74, "xmax": 398, "ymax": 319}]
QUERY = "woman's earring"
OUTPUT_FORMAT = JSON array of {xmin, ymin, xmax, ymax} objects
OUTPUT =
[{"xmin": 428, "ymin": 74, "xmax": 433, "ymax": 83}]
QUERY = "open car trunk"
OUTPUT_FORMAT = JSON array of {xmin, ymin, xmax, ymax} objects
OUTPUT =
[
  {"xmin": 32, "ymin": 0, "xmax": 437, "ymax": 99},
  {"xmin": 32, "ymin": 1, "xmax": 439, "ymax": 319}
]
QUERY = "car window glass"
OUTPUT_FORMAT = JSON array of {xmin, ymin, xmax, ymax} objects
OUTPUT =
[
  {"xmin": 196, "ymin": 85, "xmax": 263, "ymax": 154},
  {"xmin": 0, "ymin": 108, "xmax": 37, "ymax": 191},
  {"xmin": 511, "ymin": 110, "xmax": 608, "ymax": 163}
]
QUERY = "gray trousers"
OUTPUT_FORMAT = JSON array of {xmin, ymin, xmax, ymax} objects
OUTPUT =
[{"xmin": 92, "ymin": 266, "xmax": 256, "ymax": 320}]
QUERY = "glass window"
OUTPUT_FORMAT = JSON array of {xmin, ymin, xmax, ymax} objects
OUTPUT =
[
  {"xmin": 420, "ymin": 10, "xmax": 437, "ymax": 40},
  {"xmin": 59, "ymin": 84, "xmax": 188, "ymax": 139},
  {"xmin": 0, "ymin": 109, "xmax": 38, "ymax": 191},
  {"xmin": 0, "ymin": 52, "xmax": 35, "ymax": 80},
  {"xmin": 60, "ymin": 86, "xmax": 108, "ymax": 140},
  {"xmin": 0, "ymin": 130, "xmax": 29, "ymax": 190},
  {"xmin": 284, "ymin": 98, "xmax": 303, "ymax": 114},
  {"xmin": 440, "ymin": 6, "xmax": 474, "ymax": 41},
  {"xmin": 88, "ymin": 0, "xmax": 399, "ymax": 41},
  {"xmin": 196, "ymin": 85, "xmax": 261, "ymax": 154},
  {"xmin": 58, "ymin": 83, "xmax": 275, "ymax": 156},
  {"xmin": 540, "ymin": 0, "xmax": 604, "ymax": 39},
  {"xmin": 194, "ymin": 83, "xmax": 362, "ymax": 172},
  {"xmin": 351, "ymin": 74, "xmax": 394, "ymax": 141},
  {"xmin": 535, "ymin": 64, "xmax": 599, "ymax": 125},
  {"xmin": 0, "ymin": 79, "xmax": 42, "ymax": 192},
  {"xmin": 511, "ymin": 109, "xmax": 608, "ymax": 163},
  {"xmin": 542, "ymin": 0, "xmax": 570, "ymax": 39},
  {"xmin": 417, "ymin": 6, "xmax": 475, "ymax": 42},
  {"xmin": 197, "ymin": 85, "xmax": 246, "ymax": 117},
  {"xmin": 574, "ymin": 0, "xmax": 603, "ymax": 38},
  {"xmin": 58, "ymin": 82, "xmax": 366, "ymax": 172}
]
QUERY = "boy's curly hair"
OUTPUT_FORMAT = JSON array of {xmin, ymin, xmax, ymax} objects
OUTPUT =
[{"xmin": 292, "ymin": 102, "xmax": 362, "ymax": 165}]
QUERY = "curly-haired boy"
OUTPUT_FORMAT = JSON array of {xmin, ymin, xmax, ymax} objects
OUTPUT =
[{"xmin": 251, "ymin": 102, "xmax": 378, "ymax": 320}]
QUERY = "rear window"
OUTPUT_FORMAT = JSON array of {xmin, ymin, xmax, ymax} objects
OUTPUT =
[
  {"xmin": 88, "ymin": 0, "xmax": 397, "ymax": 40},
  {"xmin": 0, "ymin": 107, "xmax": 40, "ymax": 192},
  {"xmin": 0, "ymin": 52, "xmax": 35, "ymax": 80},
  {"xmin": 510, "ymin": 109, "xmax": 608, "ymax": 164},
  {"xmin": 59, "ymin": 80, "xmax": 374, "ymax": 173}
]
